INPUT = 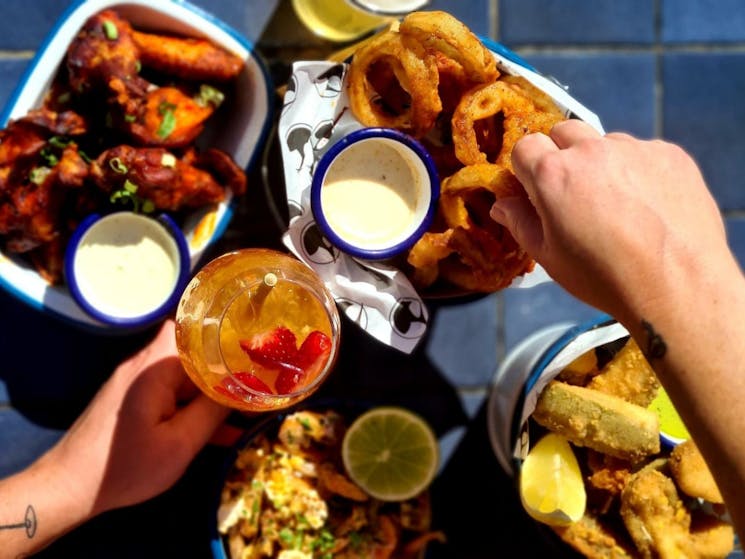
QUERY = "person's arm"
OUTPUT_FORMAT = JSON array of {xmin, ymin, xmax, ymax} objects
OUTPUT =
[
  {"xmin": 490, "ymin": 119, "xmax": 745, "ymax": 536},
  {"xmin": 0, "ymin": 320, "xmax": 229, "ymax": 557}
]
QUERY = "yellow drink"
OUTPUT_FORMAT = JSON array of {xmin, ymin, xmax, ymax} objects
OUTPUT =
[
  {"xmin": 291, "ymin": 0, "xmax": 393, "ymax": 42},
  {"xmin": 175, "ymin": 249, "xmax": 340, "ymax": 413}
]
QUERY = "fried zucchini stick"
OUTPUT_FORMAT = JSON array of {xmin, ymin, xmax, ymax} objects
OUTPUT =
[
  {"xmin": 533, "ymin": 381, "xmax": 660, "ymax": 462},
  {"xmin": 587, "ymin": 338, "xmax": 660, "ymax": 407}
]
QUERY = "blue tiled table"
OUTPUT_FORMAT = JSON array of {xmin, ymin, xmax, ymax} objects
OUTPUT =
[{"xmin": 2, "ymin": 0, "xmax": 745, "ymax": 557}]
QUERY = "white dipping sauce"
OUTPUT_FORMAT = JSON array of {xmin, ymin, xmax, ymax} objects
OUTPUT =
[
  {"xmin": 320, "ymin": 138, "xmax": 426, "ymax": 249},
  {"xmin": 73, "ymin": 213, "xmax": 180, "ymax": 318}
]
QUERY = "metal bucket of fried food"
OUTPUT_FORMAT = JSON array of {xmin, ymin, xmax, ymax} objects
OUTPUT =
[{"xmin": 487, "ymin": 316, "xmax": 742, "ymax": 558}]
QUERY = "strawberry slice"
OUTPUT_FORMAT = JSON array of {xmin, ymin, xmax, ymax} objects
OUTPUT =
[
  {"xmin": 276, "ymin": 368, "xmax": 305, "ymax": 395},
  {"xmin": 276, "ymin": 331, "xmax": 332, "ymax": 395},
  {"xmin": 214, "ymin": 371, "xmax": 272, "ymax": 401},
  {"xmin": 239, "ymin": 326, "xmax": 299, "ymax": 371},
  {"xmin": 297, "ymin": 330, "xmax": 332, "ymax": 369}
]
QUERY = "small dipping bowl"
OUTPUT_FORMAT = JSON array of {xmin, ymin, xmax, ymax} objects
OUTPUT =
[
  {"xmin": 311, "ymin": 127, "xmax": 439, "ymax": 260},
  {"xmin": 65, "ymin": 211, "xmax": 190, "ymax": 329}
]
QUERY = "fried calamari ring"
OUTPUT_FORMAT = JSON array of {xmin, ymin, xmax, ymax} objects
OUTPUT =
[
  {"xmin": 347, "ymin": 30, "xmax": 441, "ymax": 138},
  {"xmin": 399, "ymin": 11, "xmax": 498, "ymax": 85},
  {"xmin": 406, "ymin": 164, "xmax": 535, "ymax": 292},
  {"xmin": 439, "ymin": 224, "xmax": 534, "ymax": 292},
  {"xmin": 451, "ymin": 80, "xmax": 534, "ymax": 166},
  {"xmin": 439, "ymin": 163, "xmax": 521, "ymax": 228},
  {"xmin": 496, "ymin": 109, "xmax": 565, "ymax": 170},
  {"xmin": 406, "ymin": 230, "xmax": 455, "ymax": 289},
  {"xmin": 500, "ymin": 75, "xmax": 565, "ymax": 117}
]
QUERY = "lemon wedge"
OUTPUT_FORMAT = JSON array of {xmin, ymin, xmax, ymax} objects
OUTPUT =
[
  {"xmin": 649, "ymin": 385, "xmax": 690, "ymax": 443},
  {"xmin": 519, "ymin": 432, "xmax": 586, "ymax": 526}
]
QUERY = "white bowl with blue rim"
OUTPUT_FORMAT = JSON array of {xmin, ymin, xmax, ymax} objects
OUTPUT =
[
  {"xmin": 64, "ymin": 211, "xmax": 191, "ymax": 331},
  {"xmin": 0, "ymin": 0, "xmax": 273, "ymax": 332},
  {"xmin": 310, "ymin": 127, "xmax": 439, "ymax": 261}
]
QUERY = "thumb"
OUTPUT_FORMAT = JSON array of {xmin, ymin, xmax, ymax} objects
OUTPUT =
[{"xmin": 490, "ymin": 194, "xmax": 544, "ymax": 258}]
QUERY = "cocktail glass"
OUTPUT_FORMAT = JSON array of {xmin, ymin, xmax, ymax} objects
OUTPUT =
[{"xmin": 175, "ymin": 248, "xmax": 341, "ymax": 412}]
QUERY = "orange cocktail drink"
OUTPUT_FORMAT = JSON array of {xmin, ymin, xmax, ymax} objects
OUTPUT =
[{"xmin": 175, "ymin": 248, "xmax": 340, "ymax": 412}]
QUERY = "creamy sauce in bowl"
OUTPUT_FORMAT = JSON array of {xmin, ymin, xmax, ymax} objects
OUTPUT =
[
  {"xmin": 312, "ymin": 131, "xmax": 438, "ymax": 259},
  {"xmin": 68, "ymin": 212, "xmax": 186, "ymax": 322},
  {"xmin": 321, "ymin": 140, "xmax": 421, "ymax": 247}
]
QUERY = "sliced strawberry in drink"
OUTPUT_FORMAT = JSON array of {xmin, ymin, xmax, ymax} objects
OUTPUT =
[
  {"xmin": 239, "ymin": 326, "xmax": 299, "ymax": 371},
  {"xmin": 232, "ymin": 371, "xmax": 273, "ymax": 393},
  {"xmin": 214, "ymin": 371, "xmax": 272, "ymax": 401},
  {"xmin": 275, "ymin": 331, "xmax": 332, "ymax": 395},
  {"xmin": 297, "ymin": 330, "xmax": 332, "ymax": 369},
  {"xmin": 276, "ymin": 367, "xmax": 304, "ymax": 395}
]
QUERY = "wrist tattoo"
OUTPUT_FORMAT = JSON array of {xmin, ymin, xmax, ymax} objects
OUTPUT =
[
  {"xmin": 641, "ymin": 320, "xmax": 667, "ymax": 360},
  {"xmin": 0, "ymin": 505, "xmax": 36, "ymax": 539}
]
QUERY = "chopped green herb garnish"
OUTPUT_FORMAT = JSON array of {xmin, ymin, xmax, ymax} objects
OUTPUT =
[
  {"xmin": 124, "ymin": 114, "xmax": 136, "ymax": 123},
  {"xmin": 123, "ymin": 179, "xmax": 138, "ymax": 193},
  {"xmin": 278, "ymin": 528, "xmax": 294, "ymax": 545},
  {"xmin": 109, "ymin": 157, "xmax": 128, "ymax": 174},
  {"xmin": 102, "ymin": 20, "xmax": 118, "ymax": 40},
  {"xmin": 299, "ymin": 417, "xmax": 312, "ymax": 431},
  {"xmin": 56, "ymin": 92, "xmax": 71, "ymax": 105},
  {"xmin": 29, "ymin": 167, "xmax": 51, "ymax": 185},
  {"xmin": 156, "ymin": 101, "xmax": 177, "ymax": 139},
  {"xmin": 48, "ymin": 136, "xmax": 70, "ymax": 149},
  {"xmin": 134, "ymin": 60, "xmax": 141, "ymax": 73},
  {"xmin": 109, "ymin": 180, "xmax": 154, "ymax": 214},
  {"xmin": 195, "ymin": 84, "xmax": 224, "ymax": 108},
  {"xmin": 39, "ymin": 147, "xmax": 58, "ymax": 167}
]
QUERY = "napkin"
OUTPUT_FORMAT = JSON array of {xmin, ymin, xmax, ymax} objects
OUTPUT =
[{"xmin": 278, "ymin": 53, "xmax": 602, "ymax": 354}]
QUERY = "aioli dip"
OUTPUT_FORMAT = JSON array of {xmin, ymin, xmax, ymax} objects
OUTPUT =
[
  {"xmin": 72, "ymin": 213, "xmax": 181, "ymax": 318},
  {"xmin": 319, "ymin": 138, "xmax": 427, "ymax": 251}
]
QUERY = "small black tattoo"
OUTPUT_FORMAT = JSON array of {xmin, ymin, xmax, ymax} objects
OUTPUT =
[
  {"xmin": 0, "ymin": 505, "xmax": 36, "ymax": 539},
  {"xmin": 641, "ymin": 320, "xmax": 667, "ymax": 359}
]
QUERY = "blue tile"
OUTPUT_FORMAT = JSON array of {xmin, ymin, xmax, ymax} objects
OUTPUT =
[
  {"xmin": 0, "ymin": 0, "xmax": 70, "ymax": 50},
  {"xmin": 663, "ymin": 53, "xmax": 745, "ymax": 211},
  {"xmin": 523, "ymin": 53, "xmax": 656, "ymax": 137},
  {"xmin": 662, "ymin": 0, "xmax": 745, "ymax": 43},
  {"xmin": 518, "ymin": 51, "xmax": 655, "ymax": 138},
  {"xmin": 500, "ymin": 0, "xmax": 654, "ymax": 45},
  {"xmin": 430, "ymin": 0, "xmax": 490, "ymax": 38},
  {"xmin": 425, "ymin": 294, "xmax": 498, "ymax": 388},
  {"xmin": 0, "ymin": 409, "xmax": 63, "ymax": 477},
  {"xmin": 0, "ymin": 60, "xmax": 28, "ymax": 116},
  {"xmin": 726, "ymin": 217, "xmax": 745, "ymax": 268},
  {"xmin": 503, "ymin": 281, "xmax": 603, "ymax": 350}
]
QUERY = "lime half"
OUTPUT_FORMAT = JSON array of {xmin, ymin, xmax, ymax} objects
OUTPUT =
[
  {"xmin": 519, "ymin": 432, "xmax": 586, "ymax": 526},
  {"xmin": 342, "ymin": 406, "xmax": 439, "ymax": 501}
]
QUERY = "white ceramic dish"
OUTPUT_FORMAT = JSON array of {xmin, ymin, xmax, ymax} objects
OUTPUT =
[{"xmin": 0, "ymin": 0, "xmax": 273, "ymax": 332}]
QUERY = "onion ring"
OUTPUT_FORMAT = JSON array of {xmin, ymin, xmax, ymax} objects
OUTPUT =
[
  {"xmin": 347, "ymin": 30, "xmax": 441, "ymax": 138},
  {"xmin": 399, "ymin": 11, "xmax": 498, "ymax": 84},
  {"xmin": 451, "ymin": 80, "xmax": 534, "ymax": 166},
  {"xmin": 406, "ymin": 163, "xmax": 534, "ymax": 292}
]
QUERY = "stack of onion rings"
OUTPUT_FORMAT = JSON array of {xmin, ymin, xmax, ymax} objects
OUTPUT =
[{"xmin": 346, "ymin": 10, "xmax": 566, "ymax": 294}]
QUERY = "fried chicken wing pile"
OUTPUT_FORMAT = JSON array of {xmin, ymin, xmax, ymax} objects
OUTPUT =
[
  {"xmin": 0, "ymin": 9, "xmax": 247, "ymax": 284},
  {"xmin": 529, "ymin": 337, "xmax": 736, "ymax": 559},
  {"xmin": 218, "ymin": 410, "xmax": 445, "ymax": 559},
  {"xmin": 346, "ymin": 10, "xmax": 566, "ymax": 294}
]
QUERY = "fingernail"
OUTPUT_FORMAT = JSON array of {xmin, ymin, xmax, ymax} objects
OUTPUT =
[{"xmin": 490, "ymin": 203, "xmax": 506, "ymax": 223}]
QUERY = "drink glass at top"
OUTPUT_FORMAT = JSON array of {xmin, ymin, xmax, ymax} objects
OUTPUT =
[
  {"xmin": 175, "ymin": 248, "xmax": 341, "ymax": 413},
  {"xmin": 291, "ymin": 0, "xmax": 430, "ymax": 43}
]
